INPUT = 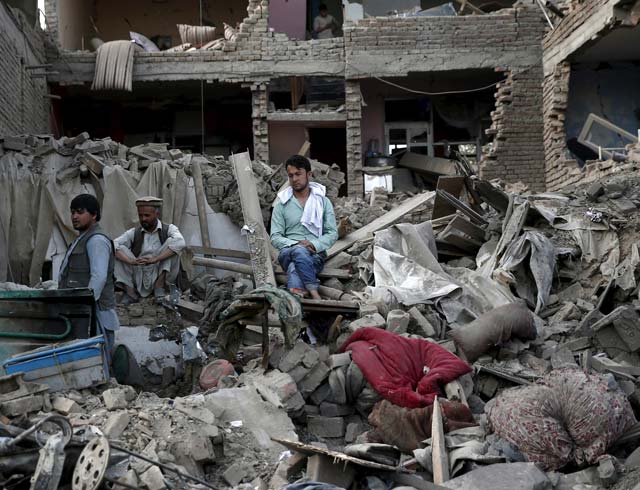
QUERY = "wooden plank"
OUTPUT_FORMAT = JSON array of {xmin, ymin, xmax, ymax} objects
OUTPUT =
[
  {"xmin": 435, "ymin": 190, "xmax": 487, "ymax": 225},
  {"xmin": 193, "ymin": 256, "xmax": 351, "ymax": 281},
  {"xmin": 327, "ymin": 192, "xmax": 435, "ymax": 259},
  {"xmin": 188, "ymin": 246, "xmax": 250, "ymax": 260},
  {"xmin": 446, "ymin": 215, "xmax": 486, "ymax": 241},
  {"xmin": 431, "ymin": 397, "xmax": 450, "ymax": 484},
  {"xmin": 230, "ymin": 152, "xmax": 277, "ymax": 287},
  {"xmin": 432, "ymin": 176, "xmax": 465, "ymax": 220},
  {"xmin": 438, "ymin": 233, "xmax": 479, "ymax": 253},
  {"xmin": 474, "ymin": 180, "xmax": 509, "ymax": 214},
  {"xmin": 191, "ymin": 159, "xmax": 212, "ymax": 249}
]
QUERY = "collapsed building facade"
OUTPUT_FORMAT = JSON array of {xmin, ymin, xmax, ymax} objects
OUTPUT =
[
  {"xmin": 3, "ymin": 0, "xmax": 551, "ymax": 196},
  {"xmin": 4, "ymin": 1, "xmax": 640, "ymax": 489}
]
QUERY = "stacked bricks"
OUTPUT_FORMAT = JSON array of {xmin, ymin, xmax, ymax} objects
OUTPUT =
[
  {"xmin": 542, "ymin": 62, "xmax": 578, "ymax": 191},
  {"xmin": 0, "ymin": 5, "xmax": 48, "ymax": 136},
  {"xmin": 345, "ymin": 81, "xmax": 363, "ymax": 197},
  {"xmin": 251, "ymin": 84, "xmax": 269, "ymax": 163},
  {"xmin": 541, "ymin": 0, "xmax": 622, "ymax": 191},
  {"xmin": 481, "ymin": 65, "xmax": 546, "ymax": 192}
]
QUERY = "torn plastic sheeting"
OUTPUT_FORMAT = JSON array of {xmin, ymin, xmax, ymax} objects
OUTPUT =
[
  {"xmin": 370, "ymin": 222, "xmax": 460, "ymax": 305},
  {"xmin": 615, "ymin": 243, "xmax": 640, "ymax": 290},
  {"xmin": 572, "ymin": 229, "xmax": 619, "ymax": 263},
  {"xmin": 498, "ymin": 231, "xmax": 556, "ymax": 314}
]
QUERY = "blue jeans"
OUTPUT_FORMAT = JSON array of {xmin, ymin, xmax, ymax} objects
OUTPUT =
[{"xmin": 278, "ymin": 245, "xmax": 325, "ymax": 291}]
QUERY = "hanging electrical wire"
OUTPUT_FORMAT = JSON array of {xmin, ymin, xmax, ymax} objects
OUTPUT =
[{"xmin": 345, "ymin": 61, "xmax": 506, "ymax": 96}]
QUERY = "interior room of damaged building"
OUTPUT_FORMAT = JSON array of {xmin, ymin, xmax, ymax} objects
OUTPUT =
[{"xmin": 5, "ymin": 0, "xmax": 640, "ymax": 488}]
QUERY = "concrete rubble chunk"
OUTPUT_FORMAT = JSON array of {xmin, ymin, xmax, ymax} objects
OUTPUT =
[
  {"xmin": 299, "ymin": 362, "xmax": 330, "ymax": 398},
  {"xmin": 327, "ymin": 352, "xmax": 352, "ymax": 370},
  {"xmin": 245, "ymin": 369, "xmax": 305, "ymax": 413},
  {"xmin": 139, "ymin": 465, "xmax": 166, "ymax": 490},
  {"xmin": 306, "ymin": 454, "xmax": 355, "ymax": 488},
  {"xmin": 1, "ymin": 395, "xmax": 45, "ymax": 417},
  {"xmin": 319, "ymin": 402, "xmax": 355, "ymax": 417},
  {"xmin": 206, "ymin": 387, "xmax": 298, "ymax": 449},
  {"xmin": 102, "ymin": 388, "xmax": 129, "ymax": 410},
  {"xmin": 104, "ymin": 411, "xmax": 131, "ymax": 439},
  {"xmin": 345, "ymin": 422, "xmax": 367, "ymax": 443},
  {"xmin": 279, "ymin": 341, "xmax": 318, "ymax": 372},
  {"xmin": 224, "ymin": 462, "xmax": 250, "ymax": 487},
  {"xmin": 408, "ymin": 307, "xmax": 438, "ymax": 337},
  {"xmin": 348, "ymin": 313, "xmax": 386, "ymax": 332},
  {"xmin": 387, "ymin": 309, "xmax": 410, "ymax": 334},
  {"xmin": 174, "ymin": 396, "xmax": 216, "ymax": 424},
  {"xmin": 307, "ymin": 416, "xmax": 345, "ymax": 438},
  {"xmin": 52, "ymin": 396, "xmax": 83, "ymax": 415},
  {"xmin": 441, "ymin": 462, "xmax": 552, "ymax": 490}
]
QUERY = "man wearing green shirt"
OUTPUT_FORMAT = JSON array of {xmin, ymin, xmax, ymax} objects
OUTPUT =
[{"xmin": 271, "ymin": 155, "xmax": 339, "ymax": 300}]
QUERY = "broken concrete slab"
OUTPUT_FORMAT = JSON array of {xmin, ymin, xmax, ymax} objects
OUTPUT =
[
  {"xmin": 1, "ymin": 394, "xmax": 45, "ymax": 417},
  {"xmin": 278, "ymin": 341, "xmax": 320, "ymax": 372},
  {"xmin": 306, "ymin": 454, "xmax": 355, "ymax": 488},
  {"xmin": 387, "ymin": 310, "xmax": 410, "ymax": 335},
  {"xmin": 441, "ymin": 462, "xmax": 552, "ymax": 490},
  {"xmin": 408, "ymin": 307, "xmax": 438, "ymax": 337},
  {"xmin": 52, "ymin": 396, "xmax": 83, "ymax": 415},
  {"xmin": 244, "ymin": 369, "xmax": 305, "ymax": 413},
  {"xmin": 308, "ymin": 416, "xmax": 345, "ymax": 438},
  {"xmin": 104, "ymin": 411, "xmax": 131, "ymax": 439},
  {"xmin": 299, "ymin": 362, "xmax": 330, "ymax": 398},
  {"xmin": 348, "ymin": 313, "xmax": 386, "ymax": 332},
  {"xmin": 205, "ymin": 387, "xmax": 298, "ymax": 449}
]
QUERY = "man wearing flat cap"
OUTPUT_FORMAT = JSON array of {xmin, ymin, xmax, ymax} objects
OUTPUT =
[{"xmin": 113, "ymin": 196, "xmax": 186, "ymax": 304}]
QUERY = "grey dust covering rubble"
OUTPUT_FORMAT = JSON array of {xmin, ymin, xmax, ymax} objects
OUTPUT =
[{"xmin": 4, "ymin": 134, "xmax": 640, "ymax": 490}]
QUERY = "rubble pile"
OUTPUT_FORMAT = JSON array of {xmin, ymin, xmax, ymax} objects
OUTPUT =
[{"xmin": 6, "ymin": 132, "xmax": 640, "ymax": 489}]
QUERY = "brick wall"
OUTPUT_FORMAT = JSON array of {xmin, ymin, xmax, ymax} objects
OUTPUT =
[
  {"xmin": 343, "ymin": 7, "xmax": 542, "ymax": 77},
  {"xmin": 481, "ymin": 64, "xmax": 546, "ymax": 191},
  {"xmin": 47, "ymin": 0, "xmax": 345, "ymax": 85},
  {"xmin": 541, "ymin": 0, "xmax": 622, "ymax": 190},
  {"xmin": 345, "ymin": 81, "xmax": 363, "ymax": 196},
  {"xmin": 251, "ymin": 83, "xmax": 269, "ymax": 162},
  {"xmin": 0, "ymin": 4, "xmax": 48, "ymax": 137}
]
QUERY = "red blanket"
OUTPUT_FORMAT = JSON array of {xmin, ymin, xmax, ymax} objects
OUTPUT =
[{"xmin": 340, "ymin": 327, "xmax": 472, "ymax": 408}]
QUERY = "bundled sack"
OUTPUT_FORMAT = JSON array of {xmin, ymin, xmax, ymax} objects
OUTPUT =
[
  {"xmin": 486, "ymin": 368, "xmax": 636, "ymax": 471},
  {"xmin": 340, "ymin": 327, "xmax": 472, "ymax": 408},
  {"xmin": 450, "ymin": 303, "xmax": 536, "ymax": 362},
  {"xmin": 368, "ymin": 399, "xmax": 476, "ymax": 453},
  {"xmin": 177, "ymin": 24, "xmax": 217, "ymax": 45}
]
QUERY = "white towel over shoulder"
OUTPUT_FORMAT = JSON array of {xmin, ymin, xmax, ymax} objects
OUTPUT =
[{"xmin": 277, "ymin": 182, "xmax": 326, "ymax": 237}]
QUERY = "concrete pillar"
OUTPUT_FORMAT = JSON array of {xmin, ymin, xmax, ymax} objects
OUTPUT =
[
  {"xmin": 345, "ymin": 80, "xmax": 363, "ymax": 197},
  {"xmin": 251, "ymin": 83, "xmax": 269, "ymax": 163}
]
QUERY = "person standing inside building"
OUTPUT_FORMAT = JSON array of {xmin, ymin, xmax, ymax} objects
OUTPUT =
[
  {"xmin": 113, "ymin": 196, "xmax": 185, "ymax": 304},
  {"xmin": 58, "ymin": 194, "xmax": 119, "ymax": 352},
  {"xmin": 313, "ymin": 4, "xmax": 337, "ymax": 39},
  {"xmin": 270, "ymin": 155, "xmax": 338, "ymax": 300}
]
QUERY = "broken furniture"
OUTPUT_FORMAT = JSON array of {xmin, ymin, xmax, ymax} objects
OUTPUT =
[
  {"xmin": 3, "ymin": 336, "xmax": 110, "ymax": 393},
  {"xmin": 0, "ymin": 288, "xmax": 97, "ymax": 366}
]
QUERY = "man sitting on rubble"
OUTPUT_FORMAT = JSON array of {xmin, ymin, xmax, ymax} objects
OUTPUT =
[
  {"xmin": 59, "ymin": 194, "xmax": 119, "ymax": 351},
  {"xmin": 271, "ymin": 155, "xmax": 338, "ymax": 300},
  {"xmin": 113, "ymin": 196, "xmax": 186, "ymax": 304}
]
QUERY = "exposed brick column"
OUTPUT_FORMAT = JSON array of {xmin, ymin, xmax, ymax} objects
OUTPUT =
[
  {"xmin": 345, "ymin": 80, "xmax": 363, "ymax": 197},
  {"xmin": 543, "ymin": 62, "xmax": 582, "ymax": 191},
  {"xmin": 43, "ymin": 0, "xmax": 58, "ymax": 44},
  {"xmin": 251, "ymin": 83, "xmax": 269, "ymax": 163},
  {"xmin": 481, "ymin": 65, "xmax": 546, "ymax": 191}
]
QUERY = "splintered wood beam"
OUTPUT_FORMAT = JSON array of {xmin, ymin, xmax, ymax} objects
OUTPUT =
[
  {"xmin": 230, "ymin": 151, "xmax": 277, "ymax": 286},
  {"xmin": 431, "ymin": 397, "xmax": 450, "ymax": 484}
]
